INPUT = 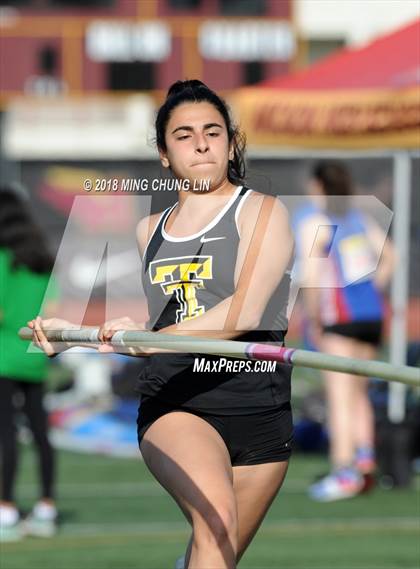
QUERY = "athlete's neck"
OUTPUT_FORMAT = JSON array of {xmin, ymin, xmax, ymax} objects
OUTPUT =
[{"xmin": 177, "ymin": 178, "xmax": 237, "ymax": 208}]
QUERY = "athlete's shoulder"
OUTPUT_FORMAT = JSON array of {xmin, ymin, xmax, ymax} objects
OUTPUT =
[
  {"xmin": 241, "ymin": 189, "xmax": 287, "ymax": 212},
  {"xmin": 238, "ymin": 189, "xmax": 291, "ymax": 235},
  {"xmin": 136, "ymin": 211, "xmax": 166, "ymax": 256}
]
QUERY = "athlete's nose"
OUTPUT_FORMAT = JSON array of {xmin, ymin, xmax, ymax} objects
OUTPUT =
[{"xmin": 195, "ymin": 133, "xmax": 209, "ymax": 153}]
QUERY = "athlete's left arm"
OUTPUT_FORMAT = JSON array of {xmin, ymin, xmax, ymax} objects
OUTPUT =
[{"xmin": 160, "ymin": 194, "xmax": 294, "ymax": 340}]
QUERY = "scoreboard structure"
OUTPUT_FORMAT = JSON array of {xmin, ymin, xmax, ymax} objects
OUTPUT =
[{"xmin": 0, "ymin": 0, "xmax": 299, "ymax": 105}]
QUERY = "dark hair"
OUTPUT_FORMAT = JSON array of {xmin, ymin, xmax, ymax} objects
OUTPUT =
[
  {"xmin": 155, "ymin": 80, "xmax": 246, "ymax": 185},
  {"xmin": 312, "ymin": 160, "xmax": 353, "ymax": 215},
  {"xmin": 0, "ymin": 186, "xmax": 54, "ymax": 274}
]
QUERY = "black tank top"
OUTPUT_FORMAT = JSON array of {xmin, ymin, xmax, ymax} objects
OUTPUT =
[{"xmin": 137, "ymin": 186, "xmax": 292, "ymax": 413}]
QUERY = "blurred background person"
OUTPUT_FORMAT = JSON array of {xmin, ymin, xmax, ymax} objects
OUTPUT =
[
  {"xmin": 0, "ymin": 186, "xmax": 58, "ymax": 542},
  {"xmin": 297, "ymin": 161, "xmax": 396, "ymax": 502}
]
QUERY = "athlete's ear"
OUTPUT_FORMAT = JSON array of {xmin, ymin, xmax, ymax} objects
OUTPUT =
[
  {"xmin": 159, "ymin": 149, "xmax": 170, "ymax": 169},
  {"xmin": 228, "ymin": 145, "xmax": 234, "ymax": 161}
]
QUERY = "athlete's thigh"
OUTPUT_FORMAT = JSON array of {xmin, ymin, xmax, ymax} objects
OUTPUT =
[
  {"xmin": 140, "ymin": 411, "xmax": 235, "ymax": 526},
  {"xmin": 232, "ymin": 460, "xmax": 289, "ymax": 561}
]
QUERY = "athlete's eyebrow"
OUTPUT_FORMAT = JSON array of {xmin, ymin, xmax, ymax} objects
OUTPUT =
[{"xmin": 171, "ymin": 123, "xmax": 224, "ymax": 135}]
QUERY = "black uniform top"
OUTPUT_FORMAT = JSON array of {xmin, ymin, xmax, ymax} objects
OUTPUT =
[{"xmin": 137, "ymin": 186, "xmax": 292, "ymax": 414}]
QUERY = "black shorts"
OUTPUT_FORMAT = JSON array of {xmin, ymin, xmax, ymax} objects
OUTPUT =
[
  {"xmin": 137, "ymin": 396, "xmax": 293, "ymax": 467},
  {"xmin": 322, "ymin": 320, "xmax": 383, "ymax": 347}
]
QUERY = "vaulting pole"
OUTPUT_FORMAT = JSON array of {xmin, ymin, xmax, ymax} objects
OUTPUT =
[{"xmin": 19, "ymin": 327, "xmax": 420, "ymax": 387}]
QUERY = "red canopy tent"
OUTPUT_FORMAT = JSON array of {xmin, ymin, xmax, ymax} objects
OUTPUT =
[
  {"xmin": 234, "ymin": 20, "xmax": 420, "ymax": 421},
  {"xmin": 234, "ymin": 20, "xmax": 420, "ymax": 149}
]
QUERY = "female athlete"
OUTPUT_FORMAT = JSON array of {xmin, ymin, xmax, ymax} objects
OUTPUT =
[{"xmin": 29, "ymin": 80, "xmax": 294, "ymax": 568}]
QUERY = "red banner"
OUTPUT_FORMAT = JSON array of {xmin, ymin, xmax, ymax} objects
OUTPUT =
[{"xmin": 232, "ymin": 87, "xmax": 420, "ymax": 149}]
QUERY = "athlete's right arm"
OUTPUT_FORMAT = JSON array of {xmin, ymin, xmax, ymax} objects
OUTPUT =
[
  {"xmin": 26, "ymin": 214, "xmax": 161, "ymax": 357},
  {"xmin": 27, "ymin": 317, "xmax": 100, "ymax": 357},
  {"xmin": 27, "ymin": 216, "xmax": 165, "ymax": 357},
  {"xmin": 136, "ymin": 213, "xmax": 162, "ymax": 258},
  {"xmin": 95, "ymin": 213, "xmax": 164, "ymax": 354}
]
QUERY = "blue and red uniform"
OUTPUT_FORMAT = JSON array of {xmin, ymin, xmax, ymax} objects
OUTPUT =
[{"xmin": 319, "ymin": 209, "xmax": 384, "ymax": 345}]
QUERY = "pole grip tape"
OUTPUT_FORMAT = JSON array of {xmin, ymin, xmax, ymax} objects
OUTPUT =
[{"xmin": 246, "ymin": 343, "xmax": 295, "ymax": 364}]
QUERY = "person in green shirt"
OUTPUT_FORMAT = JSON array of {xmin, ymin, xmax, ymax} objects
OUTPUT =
[{"xmin": 0, "ymin": 186, "xmax": 58, "ymax": 542}]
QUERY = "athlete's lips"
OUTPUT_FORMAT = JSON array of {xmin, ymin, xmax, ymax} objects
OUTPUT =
[{"xmin": 191, "ymin": 161, "xmax": 215, "ymax": 166}]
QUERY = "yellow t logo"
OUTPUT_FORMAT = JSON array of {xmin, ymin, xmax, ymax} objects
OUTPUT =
[{"xmin": 149, "ymin": 256, "xmax": 213, "ymax": 322}]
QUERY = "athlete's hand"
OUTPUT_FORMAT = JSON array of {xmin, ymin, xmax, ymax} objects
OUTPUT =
[
  {"xmin": 27, "ymin": 316, "xmax": 76, "ymax": 357},
  {"xmin": 98, "ymin": 317, "xmax": 146, "ymax": 355}
]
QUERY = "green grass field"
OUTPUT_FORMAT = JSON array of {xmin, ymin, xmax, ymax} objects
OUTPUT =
[{"xmin": 1, "ymin": 446, "xmax": 419, "ymax": 569}]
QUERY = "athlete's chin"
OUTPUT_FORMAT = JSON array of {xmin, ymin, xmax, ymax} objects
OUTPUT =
[{"xmin": 184, "ymin": 174, "xmax": 215, "ymax": 191}]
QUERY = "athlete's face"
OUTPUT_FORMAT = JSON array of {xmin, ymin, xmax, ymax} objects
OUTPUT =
[{"xmin": 159, "ymin": 102, "xmax": 234, "ymax": 190}]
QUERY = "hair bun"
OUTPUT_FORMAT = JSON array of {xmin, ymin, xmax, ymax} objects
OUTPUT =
[{"xmin": 166, "ymin": 79, "xmax": 207, "ymax": 98}]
